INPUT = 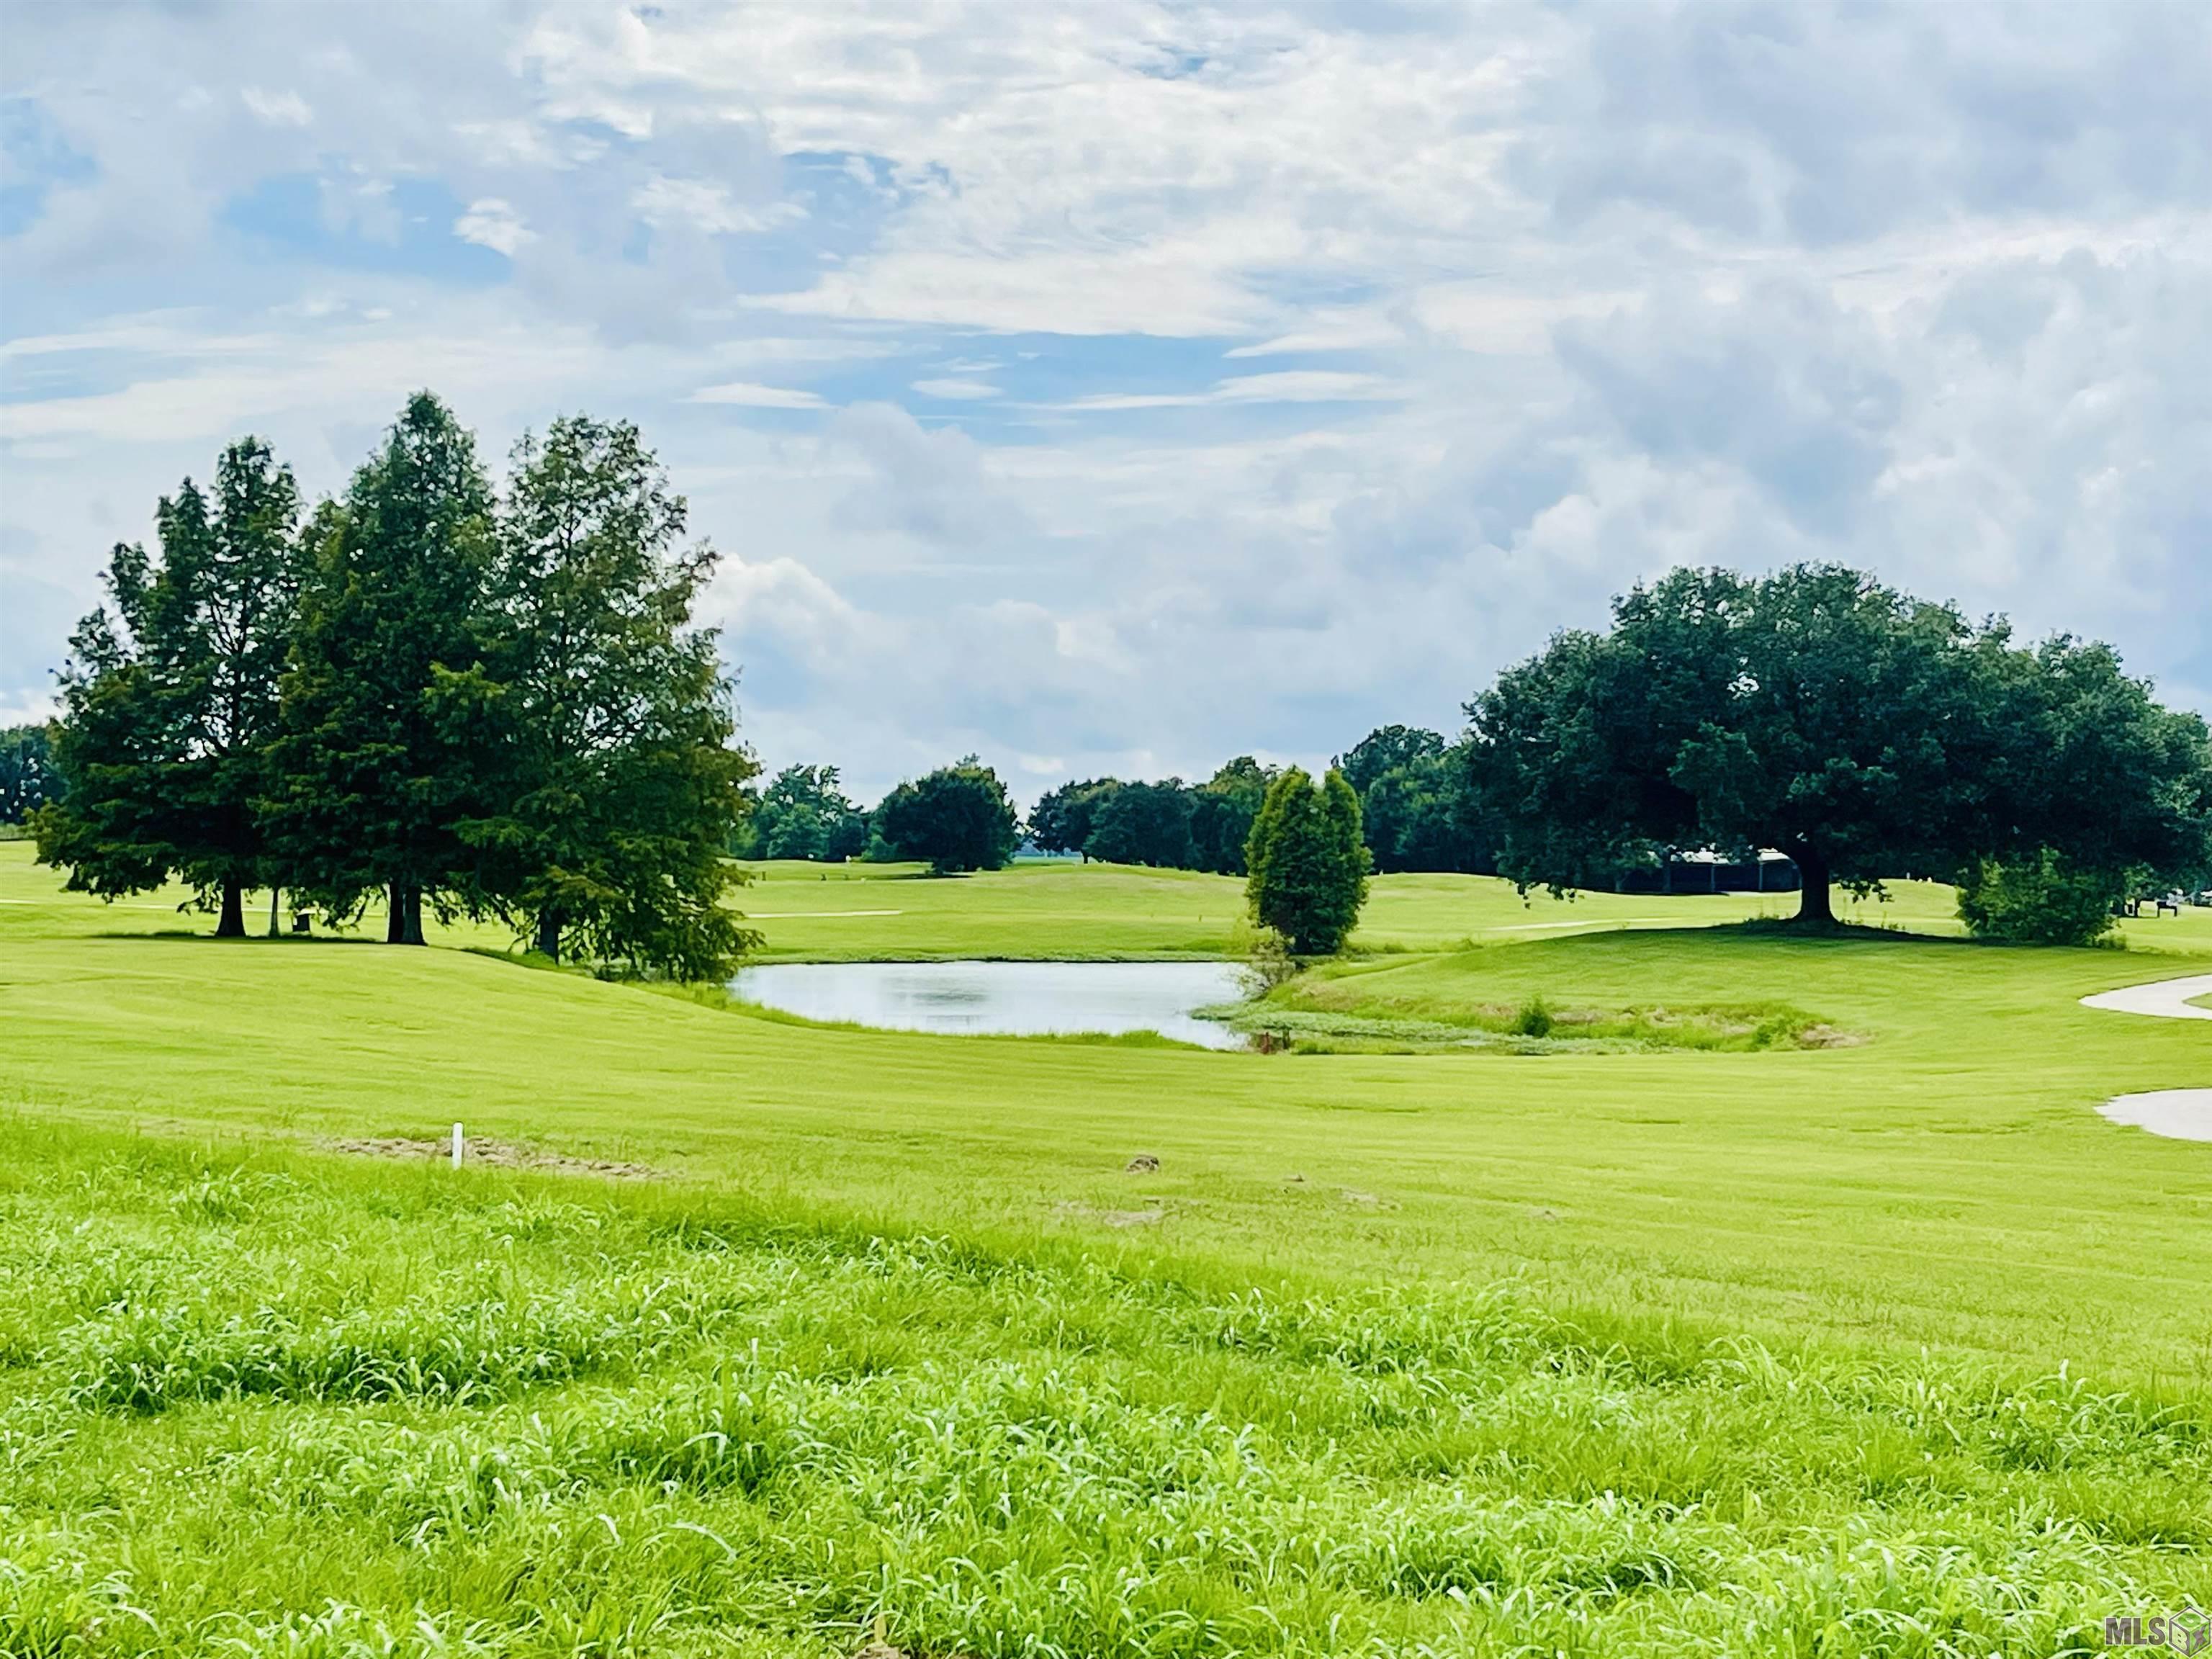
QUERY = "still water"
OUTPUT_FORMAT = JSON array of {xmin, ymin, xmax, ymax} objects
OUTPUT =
[{"xmin": 729, "ymin": 960, "xmax": 1249, "ymax": 1049}]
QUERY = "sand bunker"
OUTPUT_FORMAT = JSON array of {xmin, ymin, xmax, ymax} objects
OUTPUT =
[
  {"xmin": 2098, "ymin": 1092, "xmax": 2212, "ymax": 1143},
  {"xmin": 2080, "ymin": 973, "xmax": 2212, "ymax": 1142}
]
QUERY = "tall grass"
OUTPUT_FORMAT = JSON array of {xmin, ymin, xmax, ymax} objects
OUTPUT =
[{"xmin": 3, "ymin": 1126, "xmax": 2203, "ymax": 1658}]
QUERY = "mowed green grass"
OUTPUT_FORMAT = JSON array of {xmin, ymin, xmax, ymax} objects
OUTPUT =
[
  {"xmin": 2, "ymin": 842, "xmax": 2210, "ymax": 1655},
  {"xmin": 732, "ymin": 858, "xmax": 1977, "ymax": 960}
]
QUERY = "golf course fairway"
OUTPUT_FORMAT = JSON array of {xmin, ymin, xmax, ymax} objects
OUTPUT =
[{"xmin": 2, "ymin": 842, "xmax": 2206, "ymax": 1655}]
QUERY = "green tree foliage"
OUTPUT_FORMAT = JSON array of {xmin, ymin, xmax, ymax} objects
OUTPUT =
[
  {"xmin": 1086, "ymin": 779, "xmax": 1195, "ymax": 868},
  {"xmin": 745, "ymin": 764, "xmax": 869, "ymax": 863},
  {"xmin": 1336, "ymin": 724, "xmax": 1443, "ymax": 797},
  {"xmin": 1956, "ymin": 851, "xmax": 2123, "ymax": 947},
  {"xmin": 1986, "ymin": 635, "xmax": 2212, "ymax": 891},
  {"xmin": 1028, "ymin": 762, "xmax": 1276, "ymax": 873},
  {"xmin": 1189, "ymin": 757, "xmax": 1274, "ymax": 875},
  {"xmin": 1028, "ymin": 778, "xmax": 1120, "ymax": 859},
  {"xmin": 1468, "ymin": 563, "xmax": 2212, "ymax": 925},
  {"xmin": 35, "ymin": 439, "xmax": 303, "ymax": 935},
  {"xmin": 876, "ymin": 760, "xmax": 1020, "ymax": 873},
  {"xmin": 263, "ymin": 394, "xmax": 498, "ymax": 944},
  {"xmin": 0, "ymin": 724, "xmax": 58, "ymax": 823},
  {"xmin": 463, "ymin": 416, "xmax": 759, "ymax": 976},
  {"xmin": 1336, "ymin": 727, "xmax": 1495, "ymax": 873},
  {"xmin": 34, "ymin": 395, "xmax": 775, "ymax": 979},
  {"xmin": 1244, "ymin": 765, "xmax": 1369, "ymax": 955}
]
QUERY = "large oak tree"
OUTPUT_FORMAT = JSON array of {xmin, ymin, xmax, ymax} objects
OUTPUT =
[{"xmin": 1467, "ymin": 564, "xmax": 2212, "ymax": 924}]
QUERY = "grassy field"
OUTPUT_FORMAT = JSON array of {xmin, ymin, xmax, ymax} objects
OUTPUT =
[
  {"xmin": 732, "ymin": 858, "xmax": 1965, "ymax": 960},
  {"xmin": 2, "ymin": 840, "xmax": 2208, "ymax": 1655}
]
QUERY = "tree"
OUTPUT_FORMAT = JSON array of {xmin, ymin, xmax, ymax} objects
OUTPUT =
[
  {"xmin": 1244, "ymin": 765, "xmax": 1369, "ymax": 955},
  {"xmin": 1086, "ymin": 778, "xmax": 1195, "ymax": 867},
  {"xmin": 462, "ymin": 415, "xmax": 759, "ymax": 976},
  {"xmin": 1988, "ymin": 635, "xmax": 2212, "ymax": 892},
  {"xmin": 1336, "ymin": 726, "xmax": 1496, "ymax": 873},
  {"xmin": 876, "ymin": 759, "xmax": 1019, "ymax": 873},
  {"xmin": 1029, "ymin": 778, "xmax": 1120, "ymax": 859},
  {"xmin": 1471, "ymin": 565, "xmax": 1991, "ymax": 924},
  {"xmin": 263, "ymin": 394, "xmax": 498, "ymax": 944},
  {"xmin": 746, "ymin": 763, "xmax": 868, "ymax": 863},
  {"xmin": 1336, "ymin": 724, "xmax": 1444, "ymax": 798},
  {"xmin": 36, "ymin": 439, "xmax": 303, "ymax": 936},
  {"xmin": 1190, "ymin": 756, "xmax": 1274, "ymax": 875},
  {"xmin": 1, "ymin": 724, "xmax": 58, "ymax": 823},
  {"xmin": 1467, "ymin": 564, "xmax": 2212, "ymax": 925}
]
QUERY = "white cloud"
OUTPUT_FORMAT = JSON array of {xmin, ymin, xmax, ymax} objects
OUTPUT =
[
  {"xmin": 910, "ymin": 377, "xmax": 999, "ymax": 400},
  {"xmin": 631, "ymin": 175, "xmax": 804, "ymax": 236},
  {"xmin": 686, "ymin": 381, "xmax": 830, "ymax": 409},
  {"xmin": 1059, "ymin": 371, "xmax": 1410, "ymax": 411},
  {"xmin": 454, "ymin": 198, "xmax": 535, "ymax": 257},
  {"xmin": 0, "ymin": 691, "xmax": 60, "ymax": 727},
  {"xmin": 240, "ymin": 87, "xmax": 311, "ymax": 127},
  {"xmin": 1223, "ymin": 312, "xmax": 1404, "ymax": 358},
  {"xmin": 3, "ymin": 0, "xmax": 2208, "ymax": 792}
]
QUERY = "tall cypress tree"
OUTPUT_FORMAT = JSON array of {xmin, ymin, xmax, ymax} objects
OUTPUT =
[
  {"xmin": 36, "ymin": 439, "xmax": 302, "ymax": 936},
  {"xmin": 264, "ymin": 393, "xmax": 496, "ymax": 943},
  {"xmin": 463, "ymin": 415, "xmax": 758, "ymax": 976},
  {"xmin": 1244, "ymin": 765, "xmax": 1370, "ymax": 956}
]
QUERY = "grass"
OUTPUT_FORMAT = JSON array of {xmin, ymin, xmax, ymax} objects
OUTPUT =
[
  {"xmin": 3, "ymin": 1125, "xmax": 2206, "ymax": 1658},
  {"xmin": 1215, "ymin": 970, "xmax": 1844, "ymax": 1054},
  {"xmin": 728, "ymin": 860, "xmax": 1973, "ymax": 961},
  {"xmin": 3, "ymin": 841, "xmax": 2211, "ymax": 1653}
]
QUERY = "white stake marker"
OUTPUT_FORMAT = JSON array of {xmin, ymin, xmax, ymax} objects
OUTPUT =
[{"xmin": 451, "ymin": 1122, "xmax": 464, "ymax": 1169}]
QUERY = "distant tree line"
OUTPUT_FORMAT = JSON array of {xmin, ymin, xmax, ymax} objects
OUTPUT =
[
  {"xmin": 32, "ymin": 395, "xmax": 757, "ymax": 977},
  {"xmin": 737, "ymin": 733, "xmax": 1493, "ymax": 886},
  {"xmin": 1028, "ymin": 741, "xmax": 1494, "ymax": 878},
  {"xmin": 0, "ymin": 724, "xmax": 59, "ymax": 825}
]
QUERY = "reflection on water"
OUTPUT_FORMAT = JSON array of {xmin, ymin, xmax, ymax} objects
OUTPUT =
[{"xmin": 728, "ymin": 960, "xmax": 1248, "ymax": 1049}]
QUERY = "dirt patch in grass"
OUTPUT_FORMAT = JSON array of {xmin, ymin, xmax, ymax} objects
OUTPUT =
[
  {"xmin": 329, "ymin": 1136, "xmax": 660, "ymax": 1180},
  {"xmin": 1054, "ymin": 1201, "xmax": 1168, "ymax": 1228}
]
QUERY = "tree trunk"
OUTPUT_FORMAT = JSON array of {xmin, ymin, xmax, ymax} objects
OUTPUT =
[
  {"xmin": 215, "ymin": 878, "xmax": 246, "ymax": 938},
  {"xmin": 387, "ymin": 881, "xmax": 408, "ymax": 944},
  {"xmin": 534, "ymin": 907, "xmax": 563, "ymax": 962},
  {"xmin": 403, "ymin": 886, "xmax": 426, "ymax": 947},
  {"xmin": 268, "ymin": 887, "xmax": 282, "ymax": 938},
  {"xmin": 1789, "ymin": 843, "xmax": 1835, "ymax": 925}
]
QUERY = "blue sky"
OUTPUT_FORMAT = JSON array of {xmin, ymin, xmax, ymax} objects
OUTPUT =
[{"xmin": 2, "ymin": 1, "xmax": 2207, "ymax": 803}]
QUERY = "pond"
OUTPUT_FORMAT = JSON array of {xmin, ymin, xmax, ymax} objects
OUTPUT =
[{"xmin": 728, "ymin": 960, "xmax": 1250, "ymax": 1049}]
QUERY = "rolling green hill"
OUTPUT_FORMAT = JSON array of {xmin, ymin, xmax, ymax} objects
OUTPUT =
[{"xmin": 2, "ymin": 841, "xmax": 2207, "ymax": 1655}]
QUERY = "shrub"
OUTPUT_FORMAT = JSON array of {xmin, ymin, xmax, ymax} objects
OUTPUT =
[
  {"xmin": 1956, "ymin": 850, "xmax": 2123, "ymax": 947},
  {"xmin": 1512, "ymin": 995, "xmax": 1555, "ymax": 1038}
]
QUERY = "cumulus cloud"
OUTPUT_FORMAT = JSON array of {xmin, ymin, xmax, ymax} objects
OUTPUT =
[
  {"xmin": 3, "ymin": 1, "xmax": 2207, "ymax": 798},
  {"xmin": 454, "ymin": 198, "xmax": 534, "ymax": 256}
]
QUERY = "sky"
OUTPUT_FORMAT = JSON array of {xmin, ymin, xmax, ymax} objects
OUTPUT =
[{"xmin": 2, "ymin": 1, "xmax": 2208, "ymax": 806}]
